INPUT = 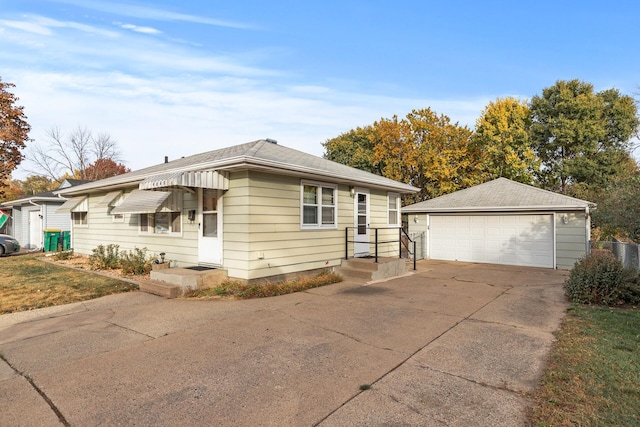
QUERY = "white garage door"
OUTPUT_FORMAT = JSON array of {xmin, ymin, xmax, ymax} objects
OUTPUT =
[{"xmin": 429, "ymin": 214, "xmax": 554, "ymax": 268}]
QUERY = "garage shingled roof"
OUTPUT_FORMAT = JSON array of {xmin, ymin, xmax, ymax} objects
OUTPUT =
[{"xmin": 402, "ymin": 178, "xmax": 593, "ymax": 212}]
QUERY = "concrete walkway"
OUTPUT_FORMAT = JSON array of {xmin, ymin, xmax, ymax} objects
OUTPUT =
[{"xmin": 0, "ymin": 261, "xmax": 568, "ymax": 426}]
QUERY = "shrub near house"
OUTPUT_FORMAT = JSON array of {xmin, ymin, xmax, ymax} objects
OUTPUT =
[{"xmin": 564, "ymin": 250, "xmax": 640, "ymax": 305}]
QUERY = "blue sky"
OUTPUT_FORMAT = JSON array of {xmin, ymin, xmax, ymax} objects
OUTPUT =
[{"xmin": 2, "ymin": 0, "xmax": 639, "ymax": 178}]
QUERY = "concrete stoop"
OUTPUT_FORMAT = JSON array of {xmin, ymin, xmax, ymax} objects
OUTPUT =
[
  {"xmin": 335, "ymin": 257, "xmax": 409, "ymax": 282},
  {"xmin": 138, "ymin": 280, "xmax": 183, "ymax": 299},
  {"xmin": 142, "ymin": 268, "xmax": 228, "ymax": 298}
]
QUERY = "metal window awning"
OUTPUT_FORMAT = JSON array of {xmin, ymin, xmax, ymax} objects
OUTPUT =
[
  {"xmin": 96, "ymin": 190, "xmax": 122, "ymax": 207},
  {"xmin": 56, "ymin": 196, "xmax": 87, "ymax": 213},
  {"xmin": 111, "ymin": 190, "xmax": 172, "ymax": 214},
  {"xmin": 138, "ymin": 170, "xmax": 229, "ymax": 190}
]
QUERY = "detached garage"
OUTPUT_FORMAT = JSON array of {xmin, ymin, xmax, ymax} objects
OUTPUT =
[{"xmin": 404, "ymin": 178, "xmax": 593, "ymax": 270}]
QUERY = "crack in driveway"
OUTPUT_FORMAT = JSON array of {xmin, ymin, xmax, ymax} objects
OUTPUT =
[{"xmin": 0, "ymin": 353, "xmax": 70, "ymax": 427}]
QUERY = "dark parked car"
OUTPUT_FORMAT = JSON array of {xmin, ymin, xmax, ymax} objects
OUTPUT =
[{"xmin": 0, "ymin": 234, "xmax": 20, "ymax": 256}]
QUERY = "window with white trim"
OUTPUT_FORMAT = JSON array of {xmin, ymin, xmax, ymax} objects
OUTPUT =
[
  {"xmin": 72, "ymin": 211, "xmax": 87, "ymax": 226},
  {"xmin": 138, "ymin": 190, "xmax": 183, "ymax": 235},
  {"xmin": 140, "ymin": 212, "xmax": 181, "ymax": 235},
  {"xmin": 301, "ymin": 182, "xmax": 337, "ymax": 228},
  {"xmin": 388, "ymin": 193, "xmax": 400, "ymax": 226},
  {"xmin": 71, "ymin": 197, "xmax": 89, "ymax": 227}
]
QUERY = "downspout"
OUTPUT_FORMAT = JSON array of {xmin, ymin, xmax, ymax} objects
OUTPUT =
[
  {"xmin": 585, "ymin": 205, "xmax": 591, "ymax": 256},
  {"xmin": 552, "ymin": 212, "xmax": 557, "ymax": 269}
]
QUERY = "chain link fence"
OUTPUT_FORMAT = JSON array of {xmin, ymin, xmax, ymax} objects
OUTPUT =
[{"xmin": 590, "ymin": 239, "xmax": 640, "ymax": 271}]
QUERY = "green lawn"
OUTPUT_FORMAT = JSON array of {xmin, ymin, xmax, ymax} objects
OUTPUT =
[
  {"xmin": 529, "ymin": 305, "xmax": 640, "ymax": 426},
  {"xmin": 0, "ymin": 254, "xmax": 137, "ymax": 314}
]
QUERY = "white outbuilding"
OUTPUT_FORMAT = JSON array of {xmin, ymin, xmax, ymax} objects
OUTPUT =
[{"xmin": 403, "ymin": 178, "xmax": 592, "ymax": 269}]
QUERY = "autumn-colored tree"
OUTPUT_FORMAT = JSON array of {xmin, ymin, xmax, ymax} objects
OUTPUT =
[
  {"xmin": 83, "ymin": 157, "xmax": 131, "ymax": 180},
  {"xmin": 28, "ymin": 126, "xmax": 126, "ymax": 181},
  {"xmin": 20, "ymin": 175, "xmax": 56, "ymax": 196},
  {"xmin": 0, "ymin": 179, "xmax": 25, "ymax": 203},
  {"xmin": 374, "ymin": 109, "xmax": 480, "ymax": 202},
  {"xmin": 0, "ymin": 77, "xmax": 31, "ymax": 197},
  {"xmin": 471, "ymin": 97, "xmax": 537, "ymax": 184},
  {"xmin": 324, "ymin": 108, "xmax": 481, "ymax": 203},
  {"xmin": 530, "ymin": 80, "xmax": 639, "ymax": 193}
]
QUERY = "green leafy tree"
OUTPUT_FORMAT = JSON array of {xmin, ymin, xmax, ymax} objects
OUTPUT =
[
  {"xmin": 471, "ymin": 97, "xmax": 537, "ymax": 184},
  {"xmin": 0, "ymin": 77, "xmax": 31, "ymax": 197},
  {"xmin": 590, "ymin": 170, "xmax": 640, "ymax": 242},
  {"xmin": 323, "ymin": 125, "xmax": 380, "ymax": 174},
  {"xmin": 529, "ymin": 79, "xmax": 639, "ymax": 193}
]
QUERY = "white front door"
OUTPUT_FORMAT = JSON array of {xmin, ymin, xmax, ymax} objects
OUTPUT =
[
  {"xmin": 198, "ymin": 188, "xmax": 223, "ymax": 265},
  {"xmin": 353, "ymin": 189, "xmax": 370, "ymax": 257},
  {"xmin": 29, "ymin": 210, "xmax": 42, "ymax": 249}
]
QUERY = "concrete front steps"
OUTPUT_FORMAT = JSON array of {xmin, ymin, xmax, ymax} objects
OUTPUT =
[
  {"xmin": 139, "ymin": 267, "xmax": 228, "ymax": 298},
  {"xmin": 335, "ymin": 257, "xmax": 410, "ymax": 282}
]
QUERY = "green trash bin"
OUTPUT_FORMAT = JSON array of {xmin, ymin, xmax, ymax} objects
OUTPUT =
[
  {"xmin": 43, "ymin": 229, "xmax": 61, "ymax": 252},
  {"xmin": 62, "ymin": 231, "xmax": 71, "ymax": 250}
]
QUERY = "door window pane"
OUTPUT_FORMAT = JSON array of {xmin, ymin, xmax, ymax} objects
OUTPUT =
[{"xmin": 203, "ymin": 212, "xmax": 217, "ymax": 237}]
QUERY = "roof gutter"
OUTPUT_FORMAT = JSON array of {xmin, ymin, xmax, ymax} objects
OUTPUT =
[{"xmin": 402, "ymin": 206, "xmax": 591, "ymax": 213}]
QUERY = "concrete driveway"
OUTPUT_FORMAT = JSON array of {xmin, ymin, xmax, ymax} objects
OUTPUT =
[{"xmin": 0, "ymin": 261, "xmax": 568, "ymax": 426}]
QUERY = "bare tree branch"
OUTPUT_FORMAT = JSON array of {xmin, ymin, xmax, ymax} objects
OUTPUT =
[{"xmin": 26, "ymin": 126, "xmax": 127, "ymax": 181}]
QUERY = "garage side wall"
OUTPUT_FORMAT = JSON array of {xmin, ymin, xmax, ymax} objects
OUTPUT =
[
  {"xmin": 556, "ymin": 211, "xmax": 588, "ymax": 270},
  {"xmin": 406, "ymin": 213, "xmax": 428, "ymax": 259}
]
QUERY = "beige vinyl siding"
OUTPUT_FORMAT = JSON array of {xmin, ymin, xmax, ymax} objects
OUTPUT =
[
  {"xmin": 71, "ymin": 189, "xmax": 198, "ymax": 266},
  {"xmin": 556, "ymin": 211, "xmax": 588, "ymax": 270},
  {"xmin": 224, "ymin": 171, "xmax": 345, "ymax": 280},
  {"xmin": 223, "ymin": 171, "xmax": 398, "ymax": 280}
]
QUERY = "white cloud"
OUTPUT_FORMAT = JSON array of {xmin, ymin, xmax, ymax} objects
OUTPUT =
[
  {"xmin": 0, "ymin": 19, "xmax": 52, "ymax": 36},
  {"xmin": 9, "ymin": 66, "xmax": 490, "ymax": 181},
  {"xmin": 53, "ymin": 0, "xmax": 256, "ymax": 29},
  {"xmin": 118, "ymin": 23, "xmax": 162, "ymax": 35},
  {"xmin": 0, "ymin": 15, "xmax": 119, "ymax": 38}
]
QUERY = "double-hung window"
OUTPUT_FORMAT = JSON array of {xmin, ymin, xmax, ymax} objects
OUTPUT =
[
  {"xmin": 302, "ymin": 182, "xmax": 337, "ymax": 228},
  {"xmin": 140, "ymin": 212, "xmax": 181, "ymax": 234},
  {"xmin": 388, "ymin": 193, "xmax": 400, "ymax": 226}
]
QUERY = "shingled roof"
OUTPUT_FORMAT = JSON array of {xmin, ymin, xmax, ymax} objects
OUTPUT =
[
  {"xmin": 57, "ymin": 139, "xmax": 419, "ymax": 195},
  {"xmin": 402, "ymin": 178, "xmax": 592, "ymax": 212}
]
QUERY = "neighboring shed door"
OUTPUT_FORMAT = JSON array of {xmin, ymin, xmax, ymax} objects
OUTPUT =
[
  {"xmin": 198, "ymin": 189, "xmax": 223, "ymax": 265},
  {"xmin": 429, "ymin": 214, "xmax": 554, "ymax": 268},
  {"xmin": 29, "ymin": 210, "xmax": 42, "ymax": 249}
]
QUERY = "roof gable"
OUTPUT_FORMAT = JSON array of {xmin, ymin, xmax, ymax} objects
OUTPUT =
[
  {"xmin": 57, "ymin": 140, "xmax": 419, "ymax": 195},
  {"xmin": 403, "ymin": 178, "xmax": 592, "ymax": 212}
]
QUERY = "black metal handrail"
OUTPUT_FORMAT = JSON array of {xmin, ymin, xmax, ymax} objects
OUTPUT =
[
  {"xmin": 345, "ymin": 227, "xmax": 416, "ymax": 270},
  {"xmin": 400, "ymin": 227, "xmax": 417, "ymax": 271}
]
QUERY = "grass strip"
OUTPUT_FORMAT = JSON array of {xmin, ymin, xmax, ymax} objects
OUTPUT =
[
  {"xmin": 529, "ymin": 305, "xmax": 640, "ymax": 426},
  {"xmin": 184, "ymin": 273, "xmax": 342, "ymax": 299}
]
